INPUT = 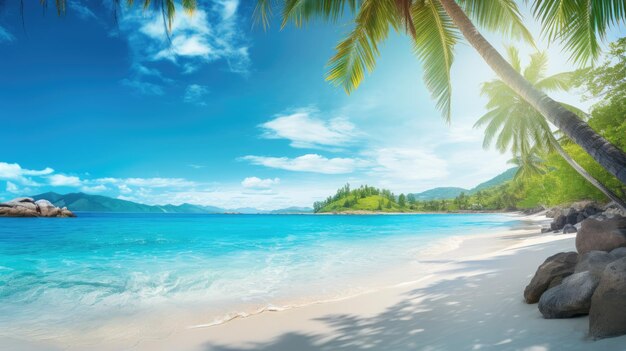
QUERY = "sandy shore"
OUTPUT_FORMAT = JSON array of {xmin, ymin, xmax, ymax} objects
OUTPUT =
[
  {"xmin": 113, "ymin": 213, "xmax": 620, "ymax": 351},
  {"xmin": 8, "ymin": 213, "xmax": 626, "ymax": 350}
]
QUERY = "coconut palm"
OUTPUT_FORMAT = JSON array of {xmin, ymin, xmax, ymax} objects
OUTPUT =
[
  {"xmin": 252, "ymin": 0, "xmax": 626, "ymax": 185},
  {"xmin": 475, "ymin": 47, "xmax": 626, "ymax": 209}
]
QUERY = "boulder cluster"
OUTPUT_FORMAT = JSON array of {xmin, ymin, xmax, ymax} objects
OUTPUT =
[
  {"xmin": 0, "ymin": 197, "xmax": 75, "ymax": 218},
  {"xmin": 541, "ymin": 202, "xmax": 607, "ymax": 234},
  {"xmin": 525, "ymin": 207, "xmax": 626, "ymax": 339}
]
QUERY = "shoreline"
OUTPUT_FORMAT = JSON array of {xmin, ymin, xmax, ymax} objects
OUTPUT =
[
  {"xmin": 8, "ymin": 212, "xmax": 626, "ymax": 350},
  {"xmin": 132, "ymin": 213, "xmax": 626, "ymax": 350}
]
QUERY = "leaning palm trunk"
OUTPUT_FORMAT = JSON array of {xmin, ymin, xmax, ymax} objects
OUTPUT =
[
  {"xmin": 439, "ymin": 0, "xmax": 626, "ymax": 186},
  {"xmin": 551, "ymin": 141, "xmax": 626, "ymax": 211}
]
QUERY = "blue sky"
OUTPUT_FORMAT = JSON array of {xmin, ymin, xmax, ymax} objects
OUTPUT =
[{"xmin": 0, "ymin": 1, "xmax": 619, "ymax": 209}]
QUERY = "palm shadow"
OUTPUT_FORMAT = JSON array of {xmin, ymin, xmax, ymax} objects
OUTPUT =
[{"xmin": 204, "ymin": 238, "xmax": 621, "ymax": 351}]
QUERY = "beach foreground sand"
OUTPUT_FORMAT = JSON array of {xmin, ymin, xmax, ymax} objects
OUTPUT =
[
  {"xmin": 7, "ymin": 214, "xmax": 626, "ymax": 351},
  {"xmin": 129, "ymin": 215, "xmax": 624, "ymax": 351}
]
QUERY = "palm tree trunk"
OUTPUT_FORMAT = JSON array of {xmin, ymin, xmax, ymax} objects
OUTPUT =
[
  {"xmin": 438, "ymin": 0, "xmax": 626, "ymax": 186},
  {"xmin": 552, "ymin": 141, "xmax": 626, "ymax": 210}
]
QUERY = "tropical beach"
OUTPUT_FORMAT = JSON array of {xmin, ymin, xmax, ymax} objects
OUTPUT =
[
  {"xmin": 2, "ymin": 0, "xmax": 626, "ymax": 350},
  {"xmin": 2, "ymin": 210, "xmax": 625, "ymax": 350}
]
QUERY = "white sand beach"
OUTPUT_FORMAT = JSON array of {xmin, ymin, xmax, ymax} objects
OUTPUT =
[
  {"xmin": 6, "ymin": 214, "xmax": 626, "ymax": 351},
  {"xmin": 127, "ymin": 214, "xmax": 626, "ymax": 351}
]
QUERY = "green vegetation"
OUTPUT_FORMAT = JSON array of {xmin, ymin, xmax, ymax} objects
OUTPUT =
[
  {"xmin": 409, "ymin": 168, "xmax": 517, "ymax": 201},
  {"xmin": 314, "ymin": 182, "xmax": 527, "ymax": 213},
  {"xmin": 475, "ymin": 46, "xmax": 625, "ymax": 209}
]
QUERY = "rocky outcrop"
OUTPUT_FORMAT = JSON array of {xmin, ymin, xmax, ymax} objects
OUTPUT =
[
  {"xmin": 575, "ymin": 251, "xmax": 615, "ymax": 276},
  {"xmin": 527, "ymin": 206, "xmax": 626, "ymax": 339},
  {"xmin": 538, "ymin": 271, "xmax": 600, "ymax": 318},
  {"xmin": 589, "ymin": 257, "xmax": 626, "ymax": 339},
  {"xmin": 576, "ymin": 216, "xmax": 626, "ymax": 255},
  {"xmin": 0, "ymin": 198, "xmax": 75, "ymax": 218},
  {"xmin": 524, "ymin": 251, "xmax": 578, "ymax": 303},
  {"xmin": 544, "ymin": 203, "xmax": 604, "ymax": 233}
]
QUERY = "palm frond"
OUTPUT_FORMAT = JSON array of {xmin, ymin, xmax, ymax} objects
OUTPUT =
[
  {"xmin": 326, "ymin": 0, "xmax": 398, "ymax": 94},
  {"xmin": 506, "ymin": 46, "xmax": 522, "ymax": 72},
  {"xmin": 280, "ymin": 0, "xmax": 358, "ymax": 28},
  {"xmin": 532, "ymin": 0, "xmax": 626, "ymax": 65},
  {"xmin": 410, "ymin": 0, "xmax": 460, "ymax": 122},
  {"xmin": 253, "ymin": 0, "xmax": 275, "ymax": 30},
  {"xmin": 44, "ymin": 0, "xmax": 196, "ymax": 31},
  {"xmin": 459, "ymin": 0, "xmax": 535, "ymax": 45},
  {"xmin": 523, "ymin": 51, "xmax": 548, "ymax": 83},
  {"xmin": 535, "ymin": 71, "xmax": 575, "ymax": 91}
]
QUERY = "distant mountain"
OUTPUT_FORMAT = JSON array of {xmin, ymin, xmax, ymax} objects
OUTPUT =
[
  {"xmin": 31, "ymin": 192, "xmax": 313, "ymax": 214},
  {"xmin": 471, "ymin": 167, "xmax": 518, "ymax": 192},
  {"xmin": 408, "ymin": 167, "xmax": 518, "ymax": 200},
  {"xmin": 269, "ymin": 206, "xmax": 314, "ymax": 214},
  {"xmin": 411, "ymin": 187, "xmax": 468, "ymax": 201},
  {"xmin": 32, "ymin": 192, "xmax": 221, "ymax": 213}
]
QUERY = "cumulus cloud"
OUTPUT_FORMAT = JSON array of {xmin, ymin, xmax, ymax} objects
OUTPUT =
[
  {"xmin": 81, "ymin": 184, "xmax": 107, "ymax": 193},
  {"xmin": 0, "ymin": 162, "xmax": 53, "ymax": 186},
  {"xmin": 96, "ymin": 177, "xmax": 196, "ymax": 188},
  {"xmin": 119, "ymin": 1, "xmax": 249, "ymax": 88},
  {"xmin": 6, "ymin": 181, "xmax": 19, "ymax": 193},
  {"xmin": 261, "ymin": 108, "xmax": 359, "ymax": 149},
  {"xmin": 184, "ymin": 84, "xmax": 209, "ymax": 105},
  {"xmin": 243, "ymin": 154, "xmax": 364, "ymax": 174},
  {"xmin": 368, "ymin": 147, "xmax": 449, "ymax": 182},
  {"xmin": 241, "ymin": 177, "xmax": 280, "ymax": 189},
  {"xmin": 48, "ymin": 174, "xmax": 83, "ymax": 187}
]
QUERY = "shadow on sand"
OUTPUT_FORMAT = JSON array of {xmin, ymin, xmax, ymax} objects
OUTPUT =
[{"xmin": 204, "ymin": 239, "xmax": 624, "ymax": 351}]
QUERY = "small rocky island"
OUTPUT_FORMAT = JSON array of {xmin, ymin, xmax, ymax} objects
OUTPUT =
[{"xmin": 0, "ymin": 197, "xmax": 75, "ymax": 218}]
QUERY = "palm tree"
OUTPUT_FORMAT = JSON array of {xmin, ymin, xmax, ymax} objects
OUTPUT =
[
  {"xmin": 475, "ymin": 47, "xmax": 626, "ymax": 210},
  {"xmin": 253, "ymin": 0, "xmax": 626, "ymax": 185}
]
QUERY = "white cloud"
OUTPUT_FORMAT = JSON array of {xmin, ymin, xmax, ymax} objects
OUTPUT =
[
  {"xmin": 0, "ymin": 26, "xmax": 15, "ymax": 43},
  {"xmin": 6, "ymin": 181, "xmax": 19, "ymax": 193},
  {"xmin": 118, "ymin": 184, "xmax": 132, "ymax": 194},
  {"xmin": 243, "ymin": 154, "xmax": 364, "ymax": 174},
  {"xmin": 0, "ymin": 162, "xmax": 53, "ymax": 179},
  {"xmin": 368, "ymin": 147, "xmax": 449, "ymax": 182},
  {"xmin": 241, "ymin": 177, "xmax": 280, "ymax": 189},
  {"xmin": 184, "ymin": 84, "xmax": 209, "ymax": 105},
  {"xmin": 96, "ymin": 177, "xmax": 196, "ymax": 188},
  {"xmin": 261, "ymin": 108, "xmax": 359, "ymax": 149},
  {"xmin": 445, "ymin": 124, "xmax": 483, "ymax": 143},
  {"xmin": 0, "ymin": 162, "xmax": 53, "ymax": 186},
  {"xmin": 120, "ymin": 2, "xmax": 249, "ymax": 76},
  {"xmin": 49, "ymin": 174, "xmax": 83, "ymax": 187},
  {"xmin": 81, "ymin": 184, "xmax": 107, "ymax": 193}
]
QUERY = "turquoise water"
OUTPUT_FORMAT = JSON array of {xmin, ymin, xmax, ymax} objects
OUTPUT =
[{"xmin": 0, "ymin": 213, "xmax": 520, "ymax": 341}]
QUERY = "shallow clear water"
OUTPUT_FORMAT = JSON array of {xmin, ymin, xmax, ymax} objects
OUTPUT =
[{"xmin": 0, "ymin": 213, "xmax": 520, "ymax": 340}]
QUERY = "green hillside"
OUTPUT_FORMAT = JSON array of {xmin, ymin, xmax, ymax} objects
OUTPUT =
[
  {"xmin": 411, "ymin": 187, "xmax": 468, "ymax": 201},
  {"xmin": 408, "ymin": 167, "xmax": 518, "ymax": 200},
  {"xmin": 317, "ymin": 194, "xmax": 404, "ymax": 213},
  {"xmin": 471, "ymin": 167, "xmax": 518, "ymax": 193}
]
